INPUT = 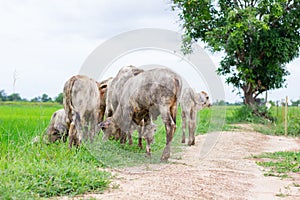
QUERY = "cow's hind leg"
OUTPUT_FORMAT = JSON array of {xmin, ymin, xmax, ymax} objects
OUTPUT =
[
  {"xmin": 188, "ymin": 108, "xmax": 196, "ymax": 146},
  {"xmin": 68, "ymin": 111, "xmax": 80, "ymax": 148},
  {"xmin": 68, "ymin": 122, "xmax": 79, "ymax": 147},
  {"xmin": 160, "ymin": 106, "xmax": 177, "ymax": 161}
]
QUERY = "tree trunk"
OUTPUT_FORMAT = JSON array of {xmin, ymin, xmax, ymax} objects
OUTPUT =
[{"xmin": 243, "ymin": 88, "xmax": 256, "ymax": 107}]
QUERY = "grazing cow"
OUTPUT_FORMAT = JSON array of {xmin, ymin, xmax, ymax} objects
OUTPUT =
[
  {"xmin": 105, "ymin": 65, "xmax": 144, "ymax": 117},
  {"xmin": 104, "ymin": 65, "xmax": 144, "ymax": 143},
  {"xmin": 44, "ymin": 108, "xmax": 68, "ymax": 143},
  {"xmin": 100, "ymin": 68, "xmax": 182, "ymax": 161},
  {"xmin": 63, "ymin": 75, "xmax": 103, "ymax": 147},
  {"xmin": 96, "ymin": 77, "xmax": 113, "ymax": 122},
  {"xmin": 180, "ymin": 88, "xmax": 211, "ymax": 146}
]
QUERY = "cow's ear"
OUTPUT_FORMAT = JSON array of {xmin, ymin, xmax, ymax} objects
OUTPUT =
[
  {"xmin": 98, "ymin": 120, "xmax": 111, "ymax": 128},
  {"xmin": 99, "ymin": 83, "xmax": 108, "ymax": 95},
  {"xmin": 132, "ymin": 68, "xmax": 144, "ymax": 76},
  {"xmin": 201, "ymin": 91, "xmax": 208, "ymax": 96}
]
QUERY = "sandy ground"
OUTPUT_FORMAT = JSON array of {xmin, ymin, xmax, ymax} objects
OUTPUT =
[{"xmin": 66, "ymin": 125, "xmax": 300, "ymax": 200}]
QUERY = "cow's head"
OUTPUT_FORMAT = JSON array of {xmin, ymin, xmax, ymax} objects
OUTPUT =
[
  {"xmin": 143, "ymin": 123, "xmax": 157, "ymax": 144},
  {"xmin": 199, "ymin": 91, "xmax": 212, "ymax": 108},
  {"xmin": 98, "ymin": 117, "xmax": 119, "ymax": 140},
  {"xmin": 44, "ymin": 127, "xmax": 68, "ymax": 143}
]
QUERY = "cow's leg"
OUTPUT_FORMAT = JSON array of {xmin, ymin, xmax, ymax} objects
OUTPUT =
[
  {"xmin": 137, "ymin": 125, "xmax": 143, "ymax": 149},
  {"xmin": 181, "ymin": 110, "xmax": 187, "ymax": 143},
  {"xmin": 127, "ymin": 132, "xmax": 133, "ymax": 145},
  {"xmin": 68, "ymin": 121, "xmax": 78, "ymax": 147},
  {"xmin": 145, "ymin": 137, "xmax": 151, "ymax": 157},
  {"xmin": 160, "ymin": 106, "xmax": 177, "ymax": 161},
  {"xmin": 120, "ymin": 131, "xmax": 127, "ymax": 144},
  {"xmin": 188, "ymin": 108, "xmax": 196, "ymax": 146}
]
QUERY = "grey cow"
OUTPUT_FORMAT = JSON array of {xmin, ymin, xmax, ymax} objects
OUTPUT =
[
  {"xmin": 180, "ymin": 87, "xmax": 211, "ymax": 146},
  {"xmin": 104, "ymin": 65, "xmax": 145, "ymax": 145},
  {"xmin": 63, "ymin": 75, "xmax": 106, "ymax": 147},
  {"xmin": 96, "ymin": 77, "xmax": 113, "ymax": 122},
  {"xmin": 100, "ymin": 68, "xmax": 182, "ymax": 161}
]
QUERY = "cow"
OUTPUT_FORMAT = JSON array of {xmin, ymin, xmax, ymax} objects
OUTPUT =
[
  {"xmin": 44, "ymin": 108, "xmax": 68, "ymax": 143},
  {"xmin": 96, "ymin": 77, "xmax": 113, "ymax": 122},
  {"xmin": 100, "ymin": 68, "xmax": 182, "ymax": 161},
  {"xmin": 63, "ymin": 75, "xmax": 104, "ymax": 147},
  {"xmin": 105, "ymin": 65, "xmax": 144, "ymax": 117},
  {"xmin": 104, "ymin": 65, "xmax": 144, "ymax": 143},
  {"xmin": 180, "ymin": 87, "xmax": 211, "ymax": 146}
]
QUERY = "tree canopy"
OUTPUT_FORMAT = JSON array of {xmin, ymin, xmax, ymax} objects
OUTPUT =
[{"xmin": 172, "ymin": 0, "xmax": 300, "ymax": 106}]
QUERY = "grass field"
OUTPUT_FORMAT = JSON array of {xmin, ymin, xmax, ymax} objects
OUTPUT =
[{"xmin": 0, "ymin": 102, "xmax": 299, "ymax": 199}]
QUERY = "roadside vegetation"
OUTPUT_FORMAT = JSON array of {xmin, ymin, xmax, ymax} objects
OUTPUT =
[
  {"xmin": 253, "ymin": 151, "xmax": 300, "ymax": 178},
  {"xmin": 0, "ymin": 102, "xmax": 299, "ymax": 198}
]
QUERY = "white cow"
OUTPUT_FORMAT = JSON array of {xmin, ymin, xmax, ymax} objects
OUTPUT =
[
  {"xmin": 180, "ymin": 87, "xmax": 211, "ymax": 145},
  {"xmin": 63, "ymin": 75, "xmax": 105, "ymax": 147}
]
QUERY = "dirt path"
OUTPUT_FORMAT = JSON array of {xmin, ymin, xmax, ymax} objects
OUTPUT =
[{"xmin": 73, "ymin": 126, "xmax": 300, "ymax": 200}]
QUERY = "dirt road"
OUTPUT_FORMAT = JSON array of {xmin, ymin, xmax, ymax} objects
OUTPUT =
[{"xmin": 75, "ymin": 125, "xmax": 300, "ymax": 200}]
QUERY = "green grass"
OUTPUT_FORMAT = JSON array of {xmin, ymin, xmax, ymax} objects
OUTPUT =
[
  {"xmin": 0, "ymin": 103, "xmax": 111, "ymax": 199},
  {"xmin": 1, "ymin": 102, "xmax": 299, "ymax": 199},
  {"xmin": 227, "ymin": 105, "xmax": 300, "ymax": 136},
  {"xmin": 253, "ymin": 151, "xmax": 300, "ymax": 178}
]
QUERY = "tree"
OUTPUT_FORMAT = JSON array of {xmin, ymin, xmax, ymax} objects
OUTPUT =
[
  {"xmin": 7, "ymin": 93, "xmax": 22, "ymax": 101},
  {"xmin": 31, "ymin": 96, "xmax": 41, "ymax": 102},
  {"xmin": 291, "ymin": 99, "xmax": 300, "ymax": 106},
  {"xmin": 0, "ymin": 90, "xmax": 7, "ymax": 101},
  {"xmin": 41, "ymin": 94, "xmax": 52, "ymax": 102},
  {"xmin": 54, "ymin": 93, "xmax": 63, "ymax": 104},
  {"xmin": 172, "ymin": 0, "xmax": 300, "ymax": 108}
]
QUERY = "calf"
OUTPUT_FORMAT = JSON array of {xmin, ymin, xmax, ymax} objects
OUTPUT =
[
  {"xmin": 100, "ymin": 68, "xmax": 182, "ymax": 161},
  {"xmin": 180, "ymin": 88, "xmax": 211, "ymax": 145}
]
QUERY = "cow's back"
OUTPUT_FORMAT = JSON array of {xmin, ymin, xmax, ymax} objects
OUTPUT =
[
  {"xmin": 118, "ymin": 68, "xmax": 182, "ymax": 123},
  {"xmin": 63, "ymin": 75, "xmax": 101, "ymax": 145},
  {"xmin": 105, "ymin": 65, "xmax": 144, "ymax": 117}
]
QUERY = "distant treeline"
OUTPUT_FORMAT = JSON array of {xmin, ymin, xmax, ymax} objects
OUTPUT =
[
  {"xmin": 1, "ymin": 89, "xmax": 299, "ymax": 107},
  {"xmin": 0, "ymin": 90, "xmax": 63, "ymax": 104},
  {"xmin": 213, "ymin": 99, "xmax": 300, "ymax": 107}
]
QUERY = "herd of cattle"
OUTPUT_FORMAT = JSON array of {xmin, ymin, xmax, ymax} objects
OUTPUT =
[{"xmin": 45, "ymin": 66, "xmax": 211, "ymax": 161}]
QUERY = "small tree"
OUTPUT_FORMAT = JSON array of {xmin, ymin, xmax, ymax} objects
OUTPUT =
[
  {"xmin": 41, "ymin": 94, "xmax": 52, "ymax": 102},
  {"xmin": 31, "ymin": 96, "xmax": 41, "ymax": 102},
  {"xmin": 54, "ymin": 93, "xmax": 63, "ymax": 104},
  {"xmin": 0, "ymin": 90, "xmax": 7, "ymax": 101},
  {"xmin": 172, "ymin": 0, "xmax": 300, "ymax": 109},
  {"xmin": 7, "ymin": 93, "xmax": 22, "ymax": 101},
  {"xmin": 291, "ymin": 99, "xmax": 300, "ymax": 106}
]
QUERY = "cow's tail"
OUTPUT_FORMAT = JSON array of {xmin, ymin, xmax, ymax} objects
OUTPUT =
[
  {"xmin": 171, "ymin": 76, "xmax": 182, "ymax": 124},
  {"xmin": 64, "ymin": 75, "xmax": 78, "ymax": 126}
]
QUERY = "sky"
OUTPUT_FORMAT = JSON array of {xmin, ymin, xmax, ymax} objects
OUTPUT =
[{"xmin": 0, "ymin": 0, "xmax": 299, "ymax": 103}]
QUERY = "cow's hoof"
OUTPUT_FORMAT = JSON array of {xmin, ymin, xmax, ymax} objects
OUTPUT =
[
  {"xmin": 160, "ymin": 156, "xmax": 168, "ymax": 162},
  {"xmin": 181, "ymin": 138, "xmax": 185, "ymax": 143},
  {"xmin": 145, "ymin": 152, "xmax": 151, "ymax": 158},
  {"xmin": 138, "ymin": 144, "xmax": 143, "ymax": 149},
  {"xmin": 188, "ymin": 140, "xmax": 195, "ymax": 146},
  {"xmin": 160, "ymin": 154, "xmax": 170, "ymax": 162}
]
